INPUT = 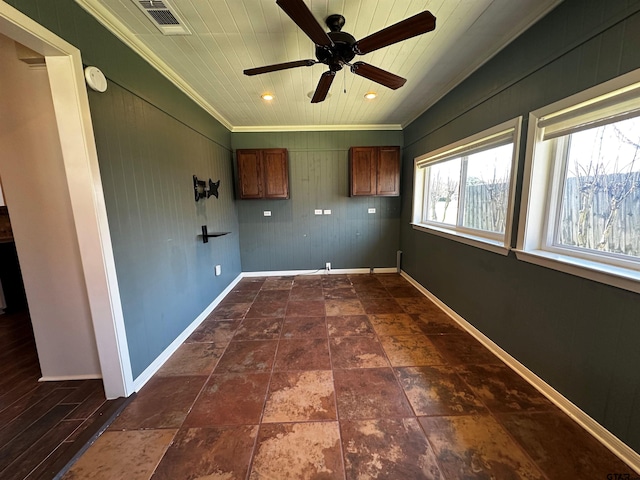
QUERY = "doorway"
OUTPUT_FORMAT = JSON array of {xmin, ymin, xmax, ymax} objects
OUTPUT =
[
  {"xmin": 0, "ymin": 3, "xmax": 132, "ymax": 398},
  {"xmin": 0, "ymin": 178, "xmax": 37, "ymax": 381}
]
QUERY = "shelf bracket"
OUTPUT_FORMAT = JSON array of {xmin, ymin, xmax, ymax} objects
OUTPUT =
[{"xmin": 201, "ymin": 225, "xmax": 230, "ymax": 243}]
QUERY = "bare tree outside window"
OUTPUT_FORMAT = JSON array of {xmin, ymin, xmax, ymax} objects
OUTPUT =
[
  {"xmin": 427, "ymin": 159, "xmax": 460, "ymax": 224},
  {"xmin": 558, "ymin": 116, "xmax": 640, "ymax": 259},
  {"xmin": 463, "ymin": 145, "xmax": 512, "ymax": 234}
]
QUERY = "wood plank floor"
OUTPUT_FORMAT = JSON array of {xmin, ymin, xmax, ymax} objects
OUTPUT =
[{"xmin": 0, "ymin": 310, "xmax": 127, "ymax": 480}]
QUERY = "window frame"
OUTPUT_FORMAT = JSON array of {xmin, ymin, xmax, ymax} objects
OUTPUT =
[
  {"xmin": 516, "ymin": 68, "xmax": 640, "ymax": 294},
  {"xmin": 411, "ymin": 117, "xmax": 523, "ymax": 255}
]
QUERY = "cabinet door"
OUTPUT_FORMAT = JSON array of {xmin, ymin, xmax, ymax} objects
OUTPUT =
[
  {"xmin": 376, "ymin": 146, "xmax": 400, "ymax": 196},
  {"xmin": 262, "ymin": 149, "xmax": 289, "ymax": 199},
  {"xmin": 350, "ymin": 147, "xmax": 377, "ymax": 196},
  {"xmin": 237, "ymin": 149, "xmax": 263, "ymax": 199}
]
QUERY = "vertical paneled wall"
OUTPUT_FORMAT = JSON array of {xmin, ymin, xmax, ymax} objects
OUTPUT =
[
  {"xmin": 7, "ymin": 0, "xmax": 240, "ymax": 379},
  {"xmin": 232, "ymin": 131, "xmax": 403, "ymax": 272},
  {"xmin": 89, "ymin": 83, "xmax": 240, "ymax": 378},
  {"xmin": 401, "ymin": 0, "xmax": 640, "ymax": 452}
]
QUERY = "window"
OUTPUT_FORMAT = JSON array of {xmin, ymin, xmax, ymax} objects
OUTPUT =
[
  {"xmin": 517, "ymin": 69, "xmax": 640, "ymax": 293},
  {"xmin": 412, "ymin": 118, "xmax": 522, "ymax": 254}
]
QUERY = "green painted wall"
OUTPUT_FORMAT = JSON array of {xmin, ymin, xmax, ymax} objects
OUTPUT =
[
  {"xmin": 9, "ymin": 0, "xmax": 640, "ymax": 453},
  {"xmin": 231, "ymin": 131, "xmax": 403, "ymax": 271},
  {"xmin": 5, "ymin": 0, "xmax": 229, "ymax": 148},
  {"xmin": 401, "ymin": 0, "xmax": 640, "ymax": 452},
  {"xmin": 6, "ymin": 0, "xmax": 240, "ymax": 378}
]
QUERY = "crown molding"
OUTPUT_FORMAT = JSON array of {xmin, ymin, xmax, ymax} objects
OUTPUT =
[
  {"xmin": 231, "ymin": 124, "xmax": 403, "ymax": 133},
  {"xmin": 74, "ymin": 0, "xmax": 233, "ymax": 131}
]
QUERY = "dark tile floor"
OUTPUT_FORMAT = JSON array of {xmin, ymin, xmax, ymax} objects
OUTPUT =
[{"xmin": 64, "ymin": 274, "xmax": 636, "ymax": 479}]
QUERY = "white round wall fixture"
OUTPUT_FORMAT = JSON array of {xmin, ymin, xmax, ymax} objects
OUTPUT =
[{"xmin": 84, "ymin": 66, "xmax": 107, "ymax": 92}]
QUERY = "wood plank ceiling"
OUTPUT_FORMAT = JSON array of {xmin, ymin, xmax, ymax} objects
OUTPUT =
[{"xmin": 76, "ymin": 0, "xmax": 563, "ymax": 131}]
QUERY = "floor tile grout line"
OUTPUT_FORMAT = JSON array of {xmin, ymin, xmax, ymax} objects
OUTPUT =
[
  {"xmin": 327, "ymin": 276, "xmax": 351, "ymax": 480},
  {"xmin": 444, "ymin": 359, "xmax": 550, "ymax": 478},
  {"xmin": 401, "ymin": 279, "xmax": 556, "ymax": 478},
  {"xmin": 244, "ymin": 276, "xmax": 291, "ymax": 480},
  {"xmin": 206, "ymin": 275, "xmax": 268, "ymax": 480},
  {"xmin": 144, "ymin": 284, "xmax": 257, "ymax": 479},
  {"xmin": 395, "ymin": 279, "xmax": 551, "ymax": 479},
  {"xmin": 475, "ymin": 400, "xmax": 554, "ymax": 480},
  {"xmin": 375, "ymin": 281, "xmax": 451, "ymax": 479},
  {"xmin": 144, "ymin": 328, "xmax": 234, "ymax": 478}
]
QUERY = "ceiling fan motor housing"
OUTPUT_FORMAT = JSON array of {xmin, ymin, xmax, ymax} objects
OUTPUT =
[{"xmin": 315, "ymin": 15, "xmax": 356, "ymax": 71}]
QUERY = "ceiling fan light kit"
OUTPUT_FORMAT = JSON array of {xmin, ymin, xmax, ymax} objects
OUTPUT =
[{"xmin": 243, "ymin": 0, "xmax": 436, "ymax": 103}]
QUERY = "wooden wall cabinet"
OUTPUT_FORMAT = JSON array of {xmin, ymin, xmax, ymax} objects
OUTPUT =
[
  {"xmin": 349, "ymin": 146, "xmax": 400, "ymax": 196},
  {"xmin": 236, "ymin": 148, "xmax": 289, "ymax": 199}
]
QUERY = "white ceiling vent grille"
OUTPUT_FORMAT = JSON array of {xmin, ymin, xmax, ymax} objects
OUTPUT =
[{"xmin": 134, "ymin": 0, "xmax": 191, "ymax": 35}]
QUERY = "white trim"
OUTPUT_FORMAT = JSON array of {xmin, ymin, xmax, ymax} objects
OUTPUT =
[
  {"xmin": 0, "ymin": 2, "xmax": 132, "ymax": 399},
  {"xmin": 231, "ymin": 124, "xmax": 402, "ymax": 133},
  {"xmin": 414, "ymin": 122, "xmax": 517, "ymax": 166},
  {"xmin": 74, "ymin": 0, "xmax": 233, "ymax": 131},
  {"xmin": 39, "ymin": 374, "xmax": 102, "ymax": 382},
  {"xmin": 514, "ymin": 249, "xmax": 640, "ymax": 294},
  {"xmin": 533, "ymin": 69, "xmax": 640, "ymax": 127},
  {"xmin": 132, "ymin": 273, "xmax": 242, "ymax": 392},
  {"xmin": 411, "ymin": 117, "xmax": 521, "ymax": 254},
  {"xmin": 517, "ymin": 68, "xmax": 640, "ymax": 294},
  {"xmin": 400, "ymin": 270, "xmax": 640, "ymax": 474},
  {"xmin": 73, "ymin": 2, "xmax": 401, "ymax": 134},
  {"xmin": 241, "ymin": 267, "xmax": 398, "ymax": 277},
  {"xmin": 411, "ymin": 223, "xmax": 510, "ymax": 256}
]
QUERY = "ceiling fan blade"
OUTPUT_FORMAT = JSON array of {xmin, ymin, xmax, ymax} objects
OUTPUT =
[
  {"xmin": 244, "ymin": 59, "xmax": 316, "ymax": 76},
  {"xmin": 311, "ymin": 71, "xmax": 335, "ymax": 103},
  {"xmin": 350, "ymin": 62, "xmax": 406, "ymax": 90},
  {"xmin": 354, "ymin": 11, "xmax": 436, "ymax": 55},
  {"xmin": 276, "ymin": 0, "xmax": 334, "ymax": 47}
]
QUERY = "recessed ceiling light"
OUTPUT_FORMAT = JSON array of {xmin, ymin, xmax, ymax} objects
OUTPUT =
[
  {"xmin": 364, "ymin": 92, "xmax": 377, "ymax": 100},
  {"xmin": 261, "ymin": 93, "xmax": 274, "ymax": 101}
]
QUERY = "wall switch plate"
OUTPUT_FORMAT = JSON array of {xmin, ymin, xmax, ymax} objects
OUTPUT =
[
  {"xmin": 314, "ymin": 209, "xmax": 323, "ymax": 215},
  {"xmin": 368, "ymin": 208, "xmax": 376, "ymax": 214},
  {"xmin": 323, "ymin": 209, "xmax": 331, "ymax": 215},
  {"xmin": 263, "ymin": 211, "xmax": 271, "ymax": 216},
  {"xmin": 215, "ymin": 265, "xmax": 221, "ymax": 276}
]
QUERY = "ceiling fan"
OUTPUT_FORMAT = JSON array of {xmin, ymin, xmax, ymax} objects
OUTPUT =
[{"xmin": 243, "ymin": 0, "xmax": 436, "ymax": 103}]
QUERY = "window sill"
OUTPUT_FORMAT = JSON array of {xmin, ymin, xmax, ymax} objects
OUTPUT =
[
  {"xmin": 411, "ymin": 223, "xmax": 510, "ymax": 256},
  {"xmin": 514, "ymin": 248, "xmax": 640, "ymax": 294}
]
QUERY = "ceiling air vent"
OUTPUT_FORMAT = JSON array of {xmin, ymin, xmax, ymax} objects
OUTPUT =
[{"xmin": 134, "ymin": 0, "xmax": 191, "ymax": 35}]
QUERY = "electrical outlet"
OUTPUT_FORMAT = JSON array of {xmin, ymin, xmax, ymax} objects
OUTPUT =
[
  {"xmin": 263, "ymin": 211, "xmax": 271, "ymax": 217},
  {"xmin": 325, "ymin": 262, "xmax": 331, "ymax": 273},
  {"xmin": 323, "ymin": 209, "xmax": 331, "ymax": 215},
  {"xmin": 215, "ymin": 265, "xmax": 221, "ymax": 276},
  {"xmin": 314, "ymin": 209, "xmax": 323, "ymax": 215},
  {"xmin": 368, "ymin": 208, "xmax": 376, "ymax": 214}
]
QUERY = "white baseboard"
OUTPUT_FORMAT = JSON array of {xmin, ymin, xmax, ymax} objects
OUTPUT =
[
  {"xmin": 39, "ymin": 374, "xmax": 101, "ymax": 382},
  {"xmin": 131, "ymin": 273, "xmax": 242, "ymax": 392},
  {"xmin": 400, "ymin": 270, "xmax": 640, "ymax": 474},
  {"xmin": 242, "ymin": 267, "xmax": 398, "ymax": 277}
]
